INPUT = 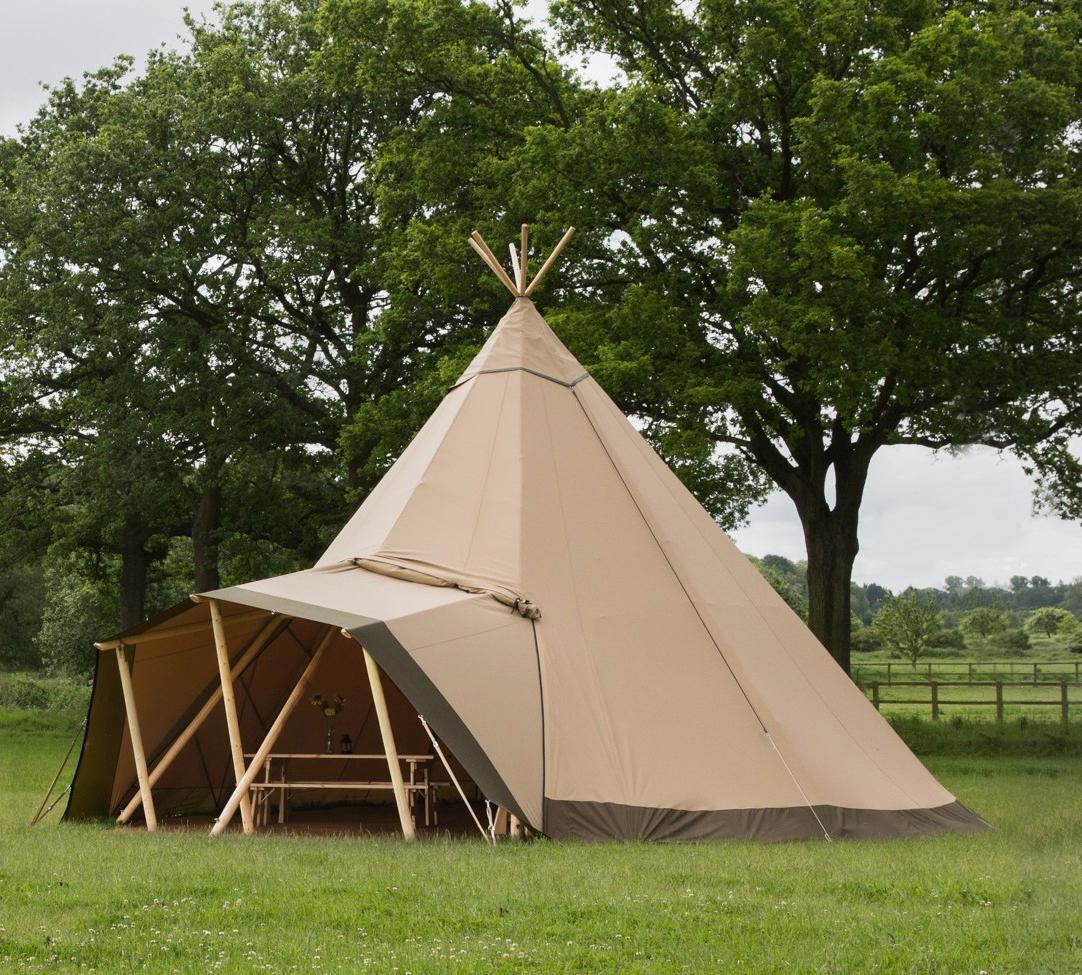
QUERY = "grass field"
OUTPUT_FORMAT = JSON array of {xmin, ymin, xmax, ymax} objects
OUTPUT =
[{"xmin": 2, "ymin": 717, "xmax": 1081, "ymax": 974}]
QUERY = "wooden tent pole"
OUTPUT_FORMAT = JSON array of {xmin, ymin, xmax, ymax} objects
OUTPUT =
[
  {"xmin": 208, "ymin": 599, "xmax": 256, "ymax": 833},
  {"xmin": 468, "ymin": 237, "xmax": 520, "ymax": 297},
  {"xmin": 210, "ymin": 626, "xmax": 336, "ymax": 836},
  {"xmin": 520, "ymin": 223, "xmax": 529, "ymax": 292},
  {"xmin": 117, "ymin": 615, "xmax": 284, "ymax": 824},
  {"xmin": 95, "ymin": 608, "xmax": 267, "ymax": 651},
  {"xmin": 469, "ymin": 232, "xmax": 521, "ymax": 296},
  {"xmin": 114, "ymin": 644, "xmax": 158, "ymax": 831},
  {"xmin": 361, "ymin": 645, "xmax": 416, "ymax": 841},
  {"xmin": 509, "ymin": 243, "xmax": 521, "ymax": 291},
  {"xmin": 524, "ymin": 227, "xmax": 575, "ymax": 297}
]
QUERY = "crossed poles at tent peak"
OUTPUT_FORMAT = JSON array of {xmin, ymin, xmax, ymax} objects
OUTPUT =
[{"xmin": 468, "ymin": 224, "xmax": 575, "ymax": 298}]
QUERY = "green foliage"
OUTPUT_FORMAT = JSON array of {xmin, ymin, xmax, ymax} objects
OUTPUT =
[
  {"xmin": 850, "ymin": 628, "xmax": 883, "ymax": 654},
  {"xmin": 1024, "ymin": 606, "xmax": 1079, "ymax": 638},
  {"xmin": 0, "ymin": 673, "xmax": 89, "ymax": 713},
  {"xmin": 987, "ymin": 628, "xmax": 1031, "ymax": 657},
  {"xmin": 927, "ymin": 628, "xmax": 965, "ymax": 651},
  {"xmin": 34, "ymin": 553, "xmax": 117, "ymax": 679},
  {"xmin": 873, "ymin": 589, "xmax": 942, "ymax": 666},
  {"xmin": 959, "ymin": 607, "xmax": 1011, "ymax": 641},
  {"xmin": 750, "ymin": 555, "xmax": 808, "ymax": 619}
]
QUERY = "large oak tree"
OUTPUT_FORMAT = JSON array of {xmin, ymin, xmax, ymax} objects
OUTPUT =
[{"xmin": 508, "ymin": 0, "xmax": 1082, "ymax": 671}]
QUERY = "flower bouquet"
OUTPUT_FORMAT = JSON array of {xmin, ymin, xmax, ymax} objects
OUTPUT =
[{"xmin": 310, "ymin": 693, "xmax": 346, "ymax": 753}]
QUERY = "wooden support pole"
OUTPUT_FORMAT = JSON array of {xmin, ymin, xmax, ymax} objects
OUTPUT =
[
  {"xmin": 520, "ymin": 223, "xmax": 528, "ymax": 291},
  {"xmin": 509, "ymin": 243, "xmax": 521, "ymax": 290},
  {"xmin": 95, "ymin": 608, "xmax": 268, "ymax": 651},
  {"xmin": 523, "ymin": 227, "xmax": 575, "ymax": 296},
  {"xmin": 930, "ymin": 681, "xmax": 939, "ymax": 721},
  {"xmin": 211, "ymin": 627, "xmax": 336, "ymax": 836},
  {"xmin": 362, "ymin": 645, "xmax": 416, "ymax": 841},
  {"xmin": 469, "ymin": 233, "xmax": 521, "ymax": 296},
  {"xmin": 114, "ymin": 644, "xmax": 157, "ymax": 831},
  {"xmin": 118, "ymin": 615, "xmax": 284, "ymax": 824},
  {"xmin": 995, "ymin": 681, "xmax": 1004, "ymax": 722},
  {"xmin": 209, "ymin": 598, "xmax": 255, "ymax": 834},
  {"xmin": 1061, "ymin": 681, "xmax": 1069, "ymax": 725},
  {"xmin": 871, "ymin": 682, "xmax": 880, "ymax": 711}
]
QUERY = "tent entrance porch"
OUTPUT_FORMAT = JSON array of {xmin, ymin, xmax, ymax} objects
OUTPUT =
[{"xmin": 107, "ymin": 601, "xmax": 490, "ymax": 840}]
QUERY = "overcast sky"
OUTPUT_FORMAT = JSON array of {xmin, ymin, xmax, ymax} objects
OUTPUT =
[{"xmin": 3, "ymin": 1, "xmax": 1080, "ymax": 591}]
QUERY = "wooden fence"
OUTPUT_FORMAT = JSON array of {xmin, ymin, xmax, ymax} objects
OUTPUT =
[
  {"xmin": 862, "ymin": 680, "xmax": 1079, "ymax": 723},
  {"xmin": 853, "ymin": 659, "xmax": 1082, "ymax": 685}
]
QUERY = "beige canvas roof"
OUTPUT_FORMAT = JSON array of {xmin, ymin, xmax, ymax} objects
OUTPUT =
[{"xmin": 66, "ymin": 233, "xmax": 988, "ymax": 841}]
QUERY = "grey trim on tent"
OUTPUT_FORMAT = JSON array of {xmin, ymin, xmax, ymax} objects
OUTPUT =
[
  {"xmin": 543, "ymin": 798, "xmax": 991, "ymax": 843},
  {"xmin": 350, "ymin": 620, "xmax": 531, "ymax": 828},
  {"xmin": 451, "ymin": 365, "xmax": 591, "ymax": 391}
]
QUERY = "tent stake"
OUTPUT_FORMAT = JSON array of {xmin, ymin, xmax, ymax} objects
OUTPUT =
[
  {"xmin": 114, "ymin": 644, "xmax": 158, "ymax": 831},
  {"xmin": 118, "ymin": 616, "xmax": 284, "ymax": 824},
  {"xmin": 362, "ymin": 646, "xmax": 417, "ymax": 841},
  {"xmin": 210, "ymin": 626, "xmax": 336, "ymax": 836},
  {"xmin": 209, "ymin": 599, "xmax": 256, "ymax": 834}
]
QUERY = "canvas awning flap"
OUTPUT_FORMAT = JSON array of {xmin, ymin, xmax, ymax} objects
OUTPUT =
[{"xmin": 205, "ymin": 563, "xmax": 545, "ymax": 828}]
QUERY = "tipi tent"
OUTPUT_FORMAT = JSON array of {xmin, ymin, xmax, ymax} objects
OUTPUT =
[{"xmin": 63, "ymin": 227, "xmax": 988, "ymax": 842}]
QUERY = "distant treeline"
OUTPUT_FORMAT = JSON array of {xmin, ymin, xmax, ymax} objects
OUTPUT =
[{"xmin": 750, "ymin": 554, "xmax": 1082, "ymax": 627}]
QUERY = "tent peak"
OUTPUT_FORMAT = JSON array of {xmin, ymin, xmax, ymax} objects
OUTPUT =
[{"xmin": 468, "ymin": 225, "xmax": 575, "ymax": 299}]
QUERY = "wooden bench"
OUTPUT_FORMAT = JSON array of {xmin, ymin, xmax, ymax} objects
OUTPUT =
[{"xmin": 243, "ymin": 753, "xmax": 437, "ymax": 829}]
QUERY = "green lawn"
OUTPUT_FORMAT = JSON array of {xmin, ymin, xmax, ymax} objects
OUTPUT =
[{"xmin": 1, "ymin": 721, "xmax": 1081, "ymax": 974}]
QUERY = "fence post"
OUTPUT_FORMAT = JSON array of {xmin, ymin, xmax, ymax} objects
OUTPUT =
[
  {"xmin": 995, "ymin": 681, "xmax": 1004, "ymax": 723},
  {"xmin": 871, "ymin": 682, "xmax": 880, "ymax": 711},
  {"xmin": 969, "ymin": 662, "xmax": 974, "ymax": 682},
  {"xmin": 1033, "ymin": 662, "xmax": 1038, "ymax": 685},
  {"xmin": 1062, "ymin": 682, "xmax": 1069, "ymax": 725},
  {"xmin": 886, "ymin": 662, "xmax": 893, "ymax": 685},
  {"xmin": 931, "ymin": 681, "xmax": 939, "ymax": 721}
]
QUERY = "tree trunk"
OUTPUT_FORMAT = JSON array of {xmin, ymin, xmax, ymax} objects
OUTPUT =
[
  {"xmin": 192, "ymin": 480, "xmax": 222, "ymax": 592},
  {"xmin": 118, "ymin": 541, "xmax": 151, "ymax": 631},
  {"xmin": 800, "ymin": 509, "xmax": 860, "ymax": 675}
]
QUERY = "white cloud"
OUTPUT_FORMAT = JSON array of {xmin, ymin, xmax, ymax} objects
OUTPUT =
[
  {"xmin": 732, "ymin": 445, "xmax": 1082, "ymax": 590},
  {"xmin": 0, "ymin": 0, "xmax": 219, "ymax": 137}
]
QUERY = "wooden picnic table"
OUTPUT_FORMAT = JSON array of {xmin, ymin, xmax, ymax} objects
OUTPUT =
[{"xmin": 243, "ymin": 753, "xmax": 437, "ymax": 829}]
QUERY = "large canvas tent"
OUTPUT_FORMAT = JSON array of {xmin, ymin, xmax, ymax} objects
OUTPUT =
[{"xmin": 64, "ymin": 228, "xmax": 988, "ymax": 842}]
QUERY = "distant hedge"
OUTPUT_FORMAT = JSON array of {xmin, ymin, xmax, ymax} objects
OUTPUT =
[{"xmin": 0, "ymin": 673, "xmax": 90, "ymax": 713}]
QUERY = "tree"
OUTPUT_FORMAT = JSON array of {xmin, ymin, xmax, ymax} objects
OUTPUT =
[
  {"xmin": 959, "ymin": 607, "xmax": 1010, "ymax": 642},
  {"xmin": 873, "ymin": 589, "xmax": 941, "ymax": 667},
  {"xmin": 0, "ymin": 0, "xmax": 580, "ymax": 633},
  {"xmin": 521, "ymin": 0, "xmax": 1082, "ymax": 672},
  {"xmin": 750, "ymin": 555, "xmax": 807, "ymax": 619},
  {"xmin": 1024, "ymin": 607, "xmax": 1079, "ymax": 639}
]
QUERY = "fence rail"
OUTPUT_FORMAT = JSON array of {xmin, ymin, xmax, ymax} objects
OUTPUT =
[
  {"xmin": 861, "ymin": 679, "xmax": 1079, "ymax": 723},
  {"xmin": 853, "ymin": 660, "xmax": 1082, "ymax": 685}
]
